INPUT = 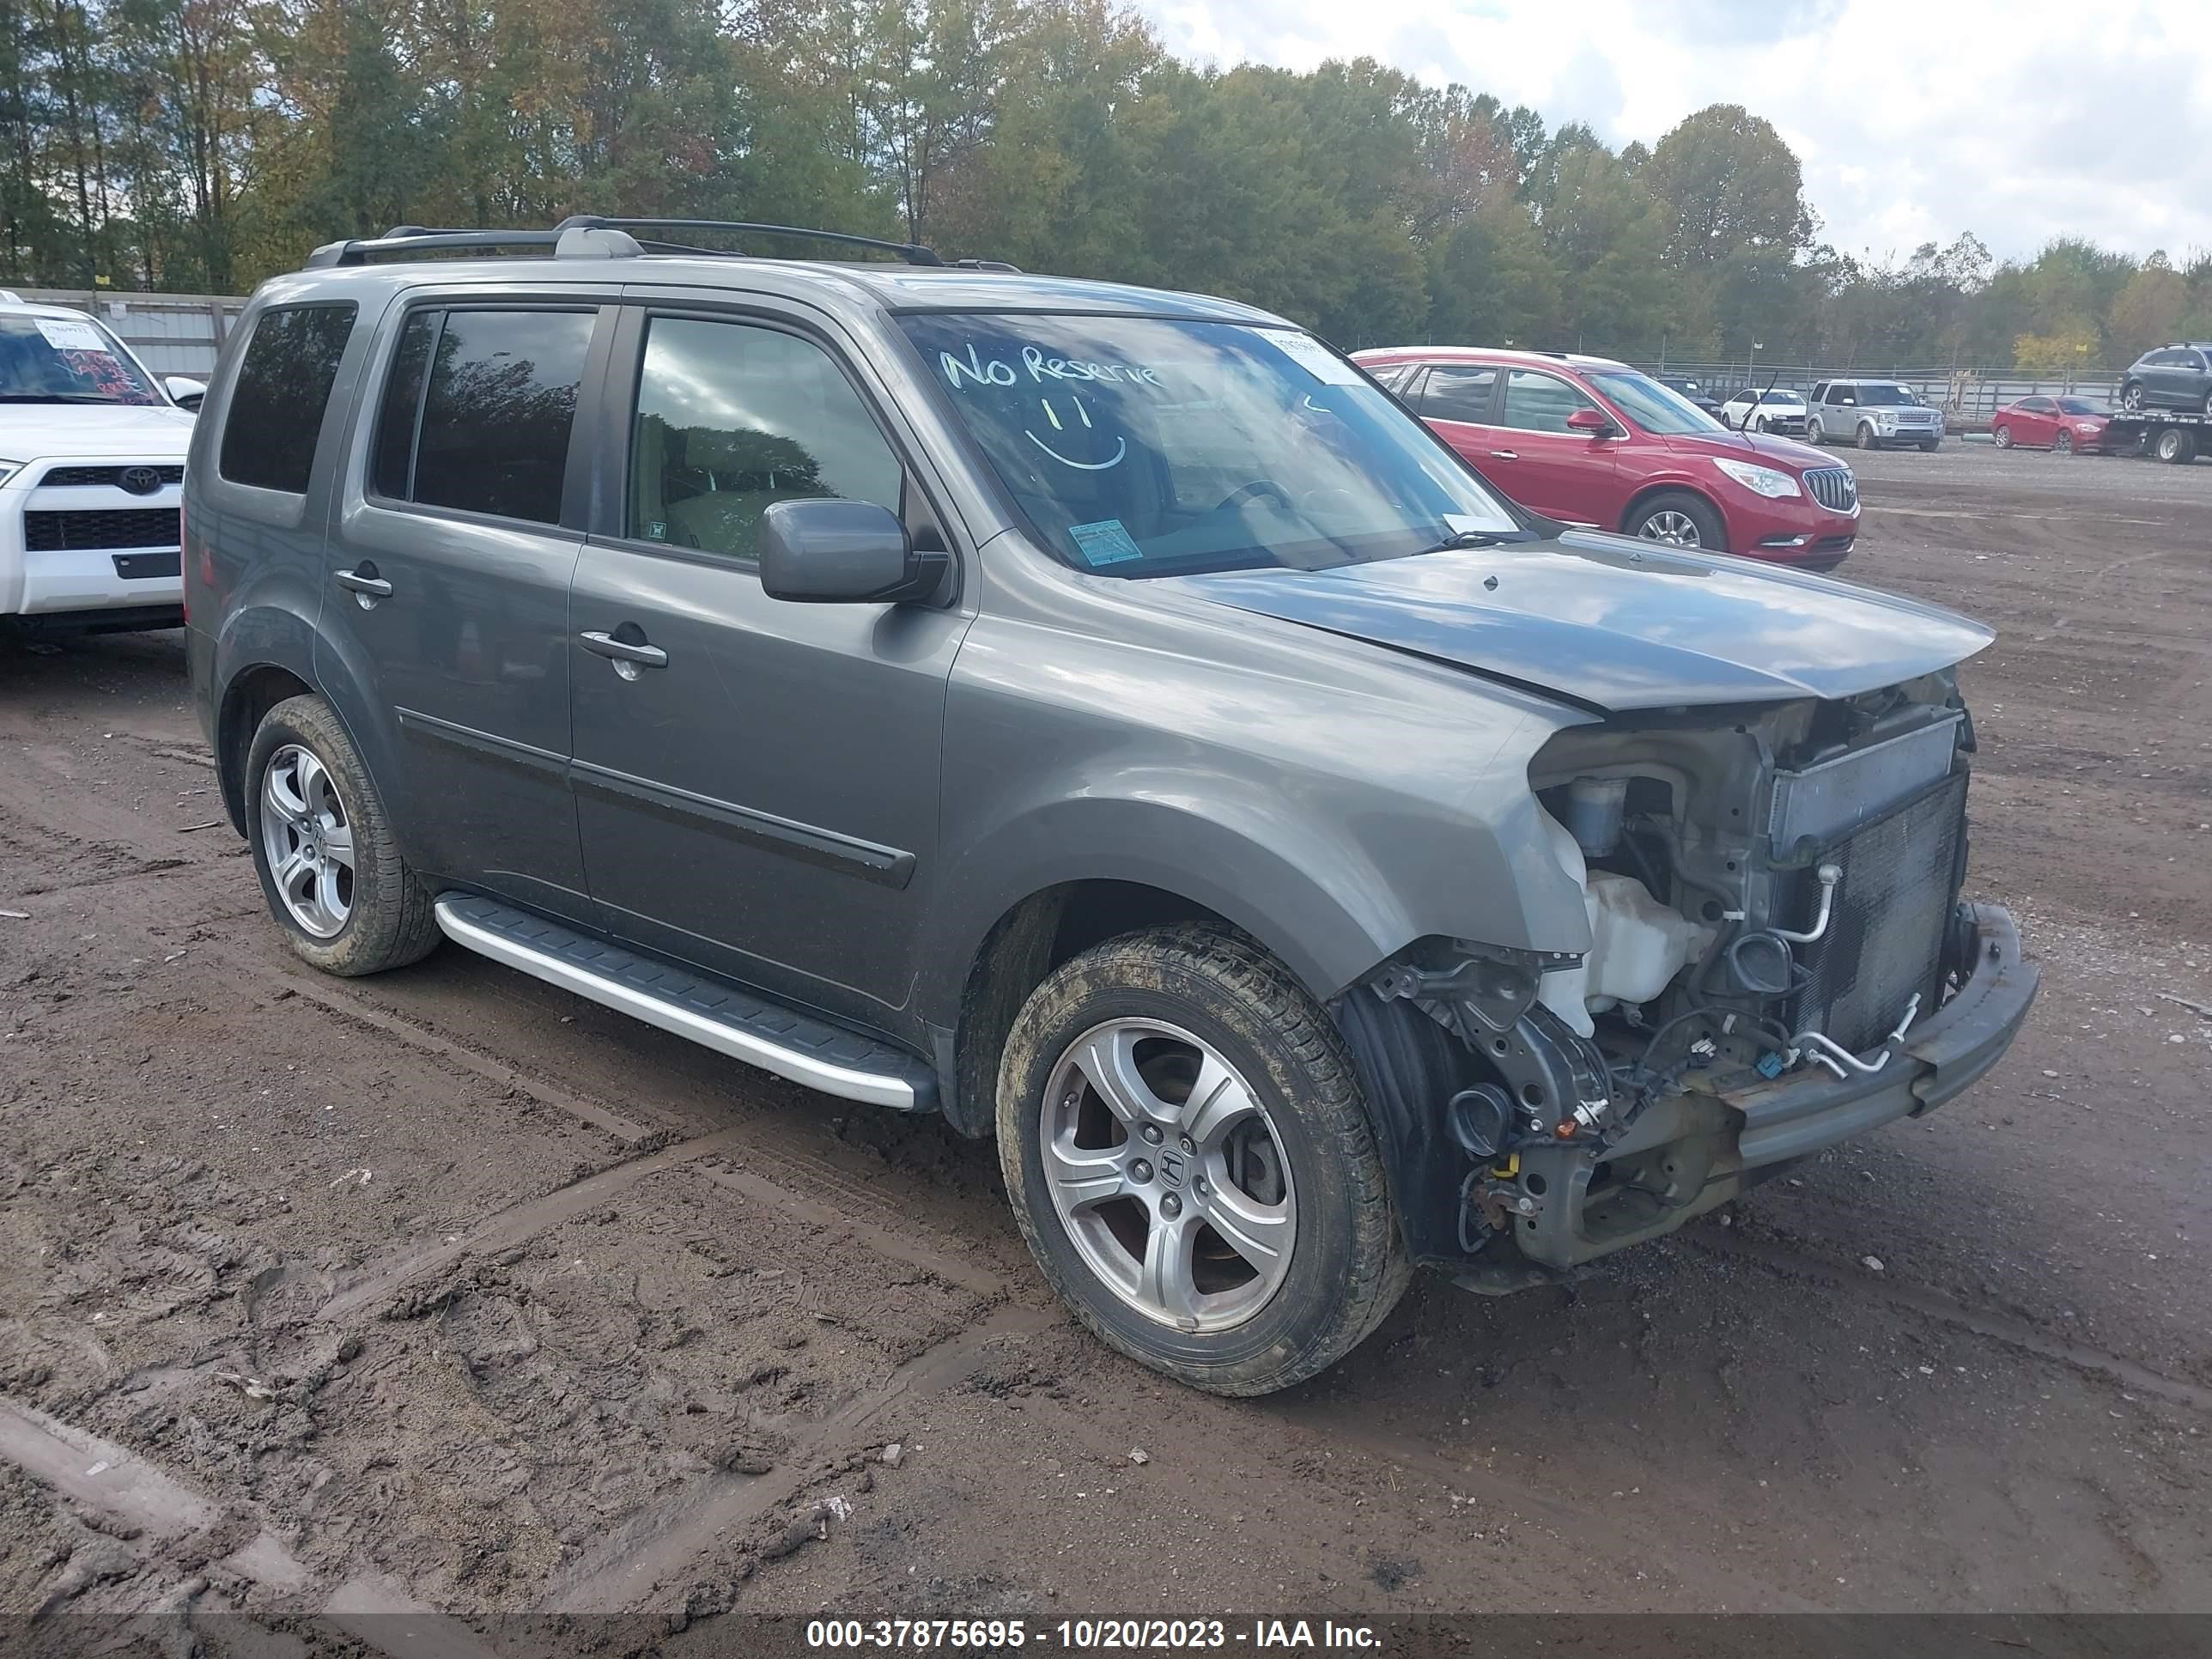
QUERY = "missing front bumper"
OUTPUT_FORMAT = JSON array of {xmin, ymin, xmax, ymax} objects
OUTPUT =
[{"xmin": 1459, "ymin": 904, "xmax": 2038, "ymax": 1290}]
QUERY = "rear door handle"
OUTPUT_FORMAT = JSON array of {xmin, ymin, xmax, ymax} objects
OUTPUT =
[
  {"xmin": 579, "ymin": 629, "xmax": 669, "ymax": 670},
  {"xmin": 1489, "ymin": 450, "xmax": 1518, "ymax": 460},
  {"xmin": 333, "ymin": 568, "xmax": 392, "ymax": 598}
]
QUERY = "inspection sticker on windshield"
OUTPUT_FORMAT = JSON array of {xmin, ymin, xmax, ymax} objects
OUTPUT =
[
  {"xmin": 1265, "ymin": 330, "xmax": 1362, "ymax": 386},
  {"xmin": 34, "ymin": 317, "xmax": 110, "ymax": 353},
  {"xmin": 1067, "ymin": 519, "xmax": 1144, "ymax": 568}
]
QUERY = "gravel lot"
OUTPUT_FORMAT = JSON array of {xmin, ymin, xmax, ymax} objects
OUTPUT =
[{"xmin": 2, "ymin": 441, "xmax": 2208, "ymax": 1647}]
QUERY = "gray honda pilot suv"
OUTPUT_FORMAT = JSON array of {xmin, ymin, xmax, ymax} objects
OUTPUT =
[{"xmin": 187, "ymin": 218, "xmax": 2039, "ymax": 1395}]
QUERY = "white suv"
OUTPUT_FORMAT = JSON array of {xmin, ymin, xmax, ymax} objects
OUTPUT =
[{"xmin": 0, "ymin": 291, "xmax": 202, "ymax": 631}]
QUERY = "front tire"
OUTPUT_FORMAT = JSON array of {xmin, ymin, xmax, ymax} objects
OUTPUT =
[
  {"xmin": 246, "ymin": 695, "xmax": 440, "ymax": 975},
  {"xmin": 2122, "ymin": 381, "xmax": 2144, "ymax": 412},
  {"xmin": 997, "ymin": 925, "xmax": 1408, "ymax": 1396},
  {"xmin": 2054, "ymin": 429, "xmax": 2074, "ymax": 455},
  {"xmin": 1626, "ymin": 490, "xmax": 1727, "ymax": 553},
  {"xmin": 1857, "ymin": 422, "xmax": 1881, "ymax": 451}
]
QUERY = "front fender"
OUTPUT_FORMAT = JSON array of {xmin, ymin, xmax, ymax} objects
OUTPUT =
[{"xmin": 915, "ymin": 783, "xmax": 1417, "ymax": 1026}]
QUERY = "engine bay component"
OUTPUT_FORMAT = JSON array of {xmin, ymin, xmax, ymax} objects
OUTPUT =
[
  {"xmin": 1538, "ymin": 809, "xmax": 1715, "ymax": 1036},
  {"xmin": 1561, "ymin": 775, "xmax": 1629, "ymax": 857},
  {"xmin": 1726, "ymin": 929, "xmax": 1796, "ymax": 995}
]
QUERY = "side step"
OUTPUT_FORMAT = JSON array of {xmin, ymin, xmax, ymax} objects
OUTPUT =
[{"xmin": 433, "ymin": 893, "xmax": 934, "ymax": 1112}]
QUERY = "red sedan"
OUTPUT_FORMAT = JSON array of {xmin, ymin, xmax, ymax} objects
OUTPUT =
[{"xmin": 1990, "ymin": 395, "xmax": 2113, "ymax": 454}]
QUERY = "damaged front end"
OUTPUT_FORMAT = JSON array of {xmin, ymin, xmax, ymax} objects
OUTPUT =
[{"xmin": 1335, "ymin": 671, "xmax": 2040, "ymax": 1292}]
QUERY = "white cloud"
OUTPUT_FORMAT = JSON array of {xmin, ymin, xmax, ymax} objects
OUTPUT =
[{"xmin": 1133, "ymin": 0, "xmax": 2212, "ymax": 264}]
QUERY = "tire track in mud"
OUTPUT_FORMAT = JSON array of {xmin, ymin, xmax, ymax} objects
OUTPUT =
[
  {"xmin": 0, "ymin": 1393, "xmax": 507, "ymax": 1656},
  {"xmin": 315, "ymin": 1127, "xmax": 756, "ymax": 1322},
  {"xmin": 538, "ymin": 1304, "xmax": 1055, "ymax": 1613}
]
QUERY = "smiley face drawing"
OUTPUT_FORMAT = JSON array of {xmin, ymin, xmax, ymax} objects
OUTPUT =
[{"xmin": 1026, "ymin": 395, "xmax": 1126, "ymax": 470}]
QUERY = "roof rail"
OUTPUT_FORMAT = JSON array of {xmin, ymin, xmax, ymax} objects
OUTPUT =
[
  {"xmin": 302, "ymin": 226, "xmax": 648, "ymax": 268},
  {"xmin": 554, "ymin": 216, "xmax": 946, "ymax": 267},
  {"xmin": 299, "ymin": 216, "xmax": 1018, "ymax": 274}
]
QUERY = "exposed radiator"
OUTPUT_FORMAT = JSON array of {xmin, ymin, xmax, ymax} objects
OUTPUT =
[{"xmin": 1786, "ymin": 770, "xmax": 1969, "ymax": 1054}]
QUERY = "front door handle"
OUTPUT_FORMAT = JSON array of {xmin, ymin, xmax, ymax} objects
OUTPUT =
[
  {"xmin": 1489, "ymin": 449, "xmax": 1518, "ymax": 460},
  {"xmin": 579, "ymin": 629, "xmax": 669, "ymax": 671},
  {"xmin": 333, "ymin": 567, "xmax": 392, "ymax": 598}
]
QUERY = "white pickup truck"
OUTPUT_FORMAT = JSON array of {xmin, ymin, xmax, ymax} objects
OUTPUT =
[{"xmin": 0, "ymin": 291, "xmax": 203, "ymax": 632}]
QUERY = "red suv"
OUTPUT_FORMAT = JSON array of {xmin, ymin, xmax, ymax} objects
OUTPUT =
[{"xmin": 1355, "ymin": 348, "xmax": 1861, "ymax": 570}]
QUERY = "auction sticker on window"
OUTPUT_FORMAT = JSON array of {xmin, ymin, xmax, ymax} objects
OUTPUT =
[
  {"xmin": 1066, "ymin": 518, "xmax": 1144, "ymax": 567},
  {"xmin": 1262, "ymin": 329, "xmax": 1362, "ymax": 386},
  {"xmin": 36, "ymin": 316, "xmax": 112, "ymax": 353}
]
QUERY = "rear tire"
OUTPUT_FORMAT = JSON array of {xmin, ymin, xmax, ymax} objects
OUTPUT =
[
  {"xmin": 1626, "ymin": 490, "xmax": 1727, "ymax": 553},
  {"xmin": 1806, "ymin": 418, "xmax": 1826, "ymax": 446},
  {"xmin": 2154, "ymin": 428, "xmax": 2197, "ymax": 465},
  {"xmin": 1992, "ymin": 424, "xmax": 2013, "ymax": 449},
  {"xmin": 997, "ymin": 924, "xmax": 1408, "ymax": 1396},
  {"xmin": 246, "ymin": 695, "xmax": 441, "ymax": 976}
]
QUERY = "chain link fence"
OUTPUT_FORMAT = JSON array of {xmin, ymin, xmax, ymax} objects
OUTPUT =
[{"xmin": 1634, "ymin": 357, "xmax": 2124, "ymax": 425}]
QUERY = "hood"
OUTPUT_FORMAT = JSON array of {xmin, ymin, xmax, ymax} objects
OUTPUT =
[
  {"xmin": 0, "ymin": 403, "xmax": 195, "ymax": 460},
  {"xmin": 1162, "ymin": 535, "xmax": 1994, "ymax": 714},
  {"xmin": 1670, "ymin": 427, "xmax": 1829, "ymax": 469}
]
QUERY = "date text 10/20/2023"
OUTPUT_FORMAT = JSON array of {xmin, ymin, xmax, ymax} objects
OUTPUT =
[{"xmin": 805, "ymin": 1620, "xmax": 1383, "ymax": 1650}]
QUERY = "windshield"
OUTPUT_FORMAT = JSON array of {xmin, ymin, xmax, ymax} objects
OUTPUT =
[
  {"xmin": 1759, "ymin": 389, "xmax": 1804, "ymax": 404},
  {"xmin": 899, "ymin": 313, "xmax": 1522, "ymax": 580},
  {"xmin": 1852, "ymin": 384, "xmax": 1916, "ymax": 406},
  {"xmin": 0, "ymin": 313, "xmax": 161, "ymax": 404},
  {"xmin": 2056, "ymin": 397, "xmax": 2103, "ymax": 416},
  {"xmin": 1587, "ymin": 369, "xmax": 1724, "ymax": 435}
]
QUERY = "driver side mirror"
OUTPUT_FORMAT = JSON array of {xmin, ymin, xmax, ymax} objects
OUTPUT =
[
  {"xmin": 760, "ymin": 498, "xmax": 949, "ymax": 605},
  {"xmin": 1837, "ymin": 395, "xmax": 1856, "ymax": 406},
  {"xmin": 1565, "ymin": 406, "xmax": 1620, "ymax": 438},
  {"xmin": 164, "ymin": 375, "xmax": 206, "ymax": 412}
]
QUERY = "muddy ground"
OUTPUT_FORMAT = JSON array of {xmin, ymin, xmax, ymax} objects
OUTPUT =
[{"xmin": 1, "ymin": 442, "xmax": 2208, "ymax": 1651}]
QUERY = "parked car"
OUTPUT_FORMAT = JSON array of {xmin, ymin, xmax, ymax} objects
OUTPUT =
[
  {"xmin": 2118, "ymin": 343, "xmax": 2212, "ymax": 415},
  {"xmin": 1353, "ymin": 347, "xmax": 1860, "ymax": 568},
  {"xmin": 1656, "ymin": 374, "xmax": 1724, "ymax": 417},
  {"xmin": 1718, "ymin": 387, "xmax": 1809, "ymax": 435},
  {"xmin": 1990, "ymin": 395, "xmax": 2112, "ymax": 454},
  {"xmin": 188, "ymin": 220, "xmax": 2036, "ymax": 1395},
  {"xmin": 0, "ymin": 289, "xmax": 205, "ymax": 633},
  {"xmin": 1808, "ymin": 380, "xmax": 1944, "ymax": 451}
]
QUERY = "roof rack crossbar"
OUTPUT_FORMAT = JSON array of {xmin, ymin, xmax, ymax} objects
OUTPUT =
[{"xmin": 555, "ymin": 216, "xmax": 945, "ymax": 267}]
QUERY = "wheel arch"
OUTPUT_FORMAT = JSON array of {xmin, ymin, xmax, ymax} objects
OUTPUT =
[
  {"xmin": 1619, "ymin": 481, "xmax": 1729, "ymax": 545},
  {"xmin": 923, "ymin": 800, "xmax": 1436, "ymax": 1138}
]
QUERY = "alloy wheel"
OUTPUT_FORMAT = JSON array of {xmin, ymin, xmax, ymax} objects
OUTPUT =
[
  {"xmin": 1638, "ymin": 509, "xmax": 1702, "ymax": 547},
  {"xmin": 258, "ymin": 744, "xmax": 356, "ymax": 939},
  {"xmin": 1040, "ymin": 1018, "xmax": 1297, "ymax": 1332},
  {"xmin": 2055, "ymin": 430, "xmax": 2074, "ymax": 454}
]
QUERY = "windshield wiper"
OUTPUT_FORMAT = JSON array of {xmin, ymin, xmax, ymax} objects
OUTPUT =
[
  {"xmin": 0, "ymin": 392, "xmax": 122, "ymax": 404},
  {"xmin": 1422, "ymin": 528, "xmax": 1513, "ymax": 552}
]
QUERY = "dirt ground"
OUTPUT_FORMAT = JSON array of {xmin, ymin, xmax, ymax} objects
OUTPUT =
[{"xmin": 1, "ymin": 442, "xmax": 2208, "ymax": 1650}]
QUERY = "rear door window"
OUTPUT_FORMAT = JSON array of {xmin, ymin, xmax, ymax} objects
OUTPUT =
[
  {"xmin": 368, "ymin": 307, "xmax": 595, "ymax": 526},
  {"xmin": 1418, "ymin": 365, "xmax": 1498, "ymax": 422},
  {"xmin": 218, "ymin": 303, "xmax": 358, "ymax": 493}
]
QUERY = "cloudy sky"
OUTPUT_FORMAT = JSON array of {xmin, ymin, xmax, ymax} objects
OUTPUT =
[{"xmin": 1133, "ymin": 0, "xmax": 2209, "ymax": 265}]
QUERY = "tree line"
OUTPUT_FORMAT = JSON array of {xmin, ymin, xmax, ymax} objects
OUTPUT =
[{"xmin": 3, "ymin": 0, "xmax": 2205, "ymax": 371}]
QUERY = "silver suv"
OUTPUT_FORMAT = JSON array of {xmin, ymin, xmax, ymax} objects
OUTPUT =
[
  {"xmin": 186, "ymin": 217, "xmax": 2037, "ymax": 1395},
  {"xmin": 1808, "ymin": 379, "xmax": 1944, "ymax": 451}
]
